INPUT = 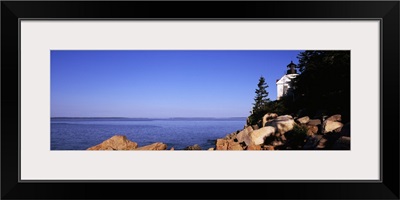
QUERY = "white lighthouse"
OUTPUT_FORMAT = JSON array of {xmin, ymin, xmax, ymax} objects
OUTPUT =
[{"xmin": 276, "ymin": 61, "xmax": 299, "ymax": 100}]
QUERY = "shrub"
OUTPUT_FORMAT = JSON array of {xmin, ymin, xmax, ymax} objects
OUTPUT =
[
  {"xmin": 247, "ymin": 99, "xmax": 292, "ymax": 125},
  {"xmin": 284, "ymin": 124, "xmax": 308, "ymax": 149}
]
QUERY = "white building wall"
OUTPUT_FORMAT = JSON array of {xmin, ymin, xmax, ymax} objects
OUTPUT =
[
  {"xmin": 276, "ymin": 74, "xmax": 298, "ymax": 100},
  {"xmin": 277, "ymin": 83, "xmax": 284, "ymax": 100}
]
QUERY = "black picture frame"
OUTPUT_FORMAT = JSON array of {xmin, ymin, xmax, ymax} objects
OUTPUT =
[{"xmin": 1, "ymin": 1, "xmax": 399, "ymax": 199}]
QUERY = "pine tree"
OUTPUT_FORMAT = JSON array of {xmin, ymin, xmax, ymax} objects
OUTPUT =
[{"xmin": 252, "ymin": 76, "xmax": 270, "ymax": 114}]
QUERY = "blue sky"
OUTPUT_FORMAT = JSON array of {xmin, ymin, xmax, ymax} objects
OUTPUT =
[{"xmin": 51, "ymin": 50, "xmax": 303, "ymax": 118}]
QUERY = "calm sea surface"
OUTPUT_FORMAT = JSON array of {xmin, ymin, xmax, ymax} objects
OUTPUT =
[{"xmin": 51, "ymin": 118, "xmax": 246, "ymax": 150}]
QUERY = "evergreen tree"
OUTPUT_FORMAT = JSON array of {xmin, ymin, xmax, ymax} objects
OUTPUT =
[
  {"xmin": 252, "ymin": 76, "xmax": 270, "ymax": 114},
  {"xmin": 291, "ymin": 50, "xmax": 350, "ymax": 122}
]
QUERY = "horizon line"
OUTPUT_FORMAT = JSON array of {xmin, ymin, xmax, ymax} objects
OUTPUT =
[{"xmin": 51, "ymin": 116, "xmax": 247, "ymax": 118}]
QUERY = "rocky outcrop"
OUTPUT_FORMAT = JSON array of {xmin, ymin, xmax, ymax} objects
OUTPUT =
[
  {"xmin": 246, "ymin": 144, "xmax": 262, "ymax": 150},
  {"xmin": 87, "ymin": 135, "xmax": 138, "ymax": 150},
  {"xmin": 265, "ymin": 115, "xmax": 295, "ymax": 135},
  {"xmin": 224, "ymin": 132, "xmax": 238, "ymax": 140},
  {"xmin": 263, "ymin": 145, "xmax": 275, "ymax": 150},
  {"xmin": 272, "ymin": 140, "xmax": 284, "ymax": 147},
  {"xmin": 307, "ymin": 119, "xmax": 321, "ymax": 126},
  {"xmin": 262, "ymin": 113, "xmax": 278, "ymax": 127},
  {"xmin": 215, "ymin": 139, "xmax": 228, "ymax": 150},
  {"xmin": 184, "ymin": 144, "xmax": 202, "ymax": 150},
  {"xmin": 215, "ymin": 113, "xmax": 350, "ymax": 151},
  {"xmin": 306, "ymin": 125, "xmax": 319, "ymax": 136},
  {"xmin": 322, "ymin": 114, "xmax": 343, "ymax": 134},
  {"xmin": 247, "ymin": 126, "xmax": 276, "ymax": 145},
  {"xmin": 303, "ymin": 135, "xmax": 324, "ymax": 150},
  {"xmin": 90, "ymin": 112, "xmax": 350, "ymax": 151},
  {"xmin": 296, "ymin": 116, "xmax": 310, "ymax": 124},
  {"xmin": 251, "ymin": 124, "xmax": 259, "ymax": 130},
  {"xmin": 136, "ymin": 142, "xmax": 167, "ymax": 150},
  {"xmin": 316, "ymin": 137, "xmax": 329, "ymax": 149},
  {"xmin": 236, "ymin": 126, "xmax": 253, "ymax": 144},
  {"xmin": 86, "ymin": 135, "xmax": 170, "ymax": 150},
  {"xmin": 326, "ymin": 114, "xmax": 342, "ymax": 122},
  {"xmin": 215, "ymin": 139, "xmax": 243, "ymax": 150}
]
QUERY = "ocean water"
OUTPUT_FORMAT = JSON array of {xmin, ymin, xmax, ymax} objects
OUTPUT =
[{"xmin": 51, "ymin": 118, "xmax": 246, "ymax": 150}]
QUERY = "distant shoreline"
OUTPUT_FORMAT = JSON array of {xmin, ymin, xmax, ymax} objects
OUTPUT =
[{"xmin": 51, "ymin": 117, "xmax": 247, "ymax": 121}]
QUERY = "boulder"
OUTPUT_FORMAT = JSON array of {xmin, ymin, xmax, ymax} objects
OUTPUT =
[
  {"xmin": 216, "ymin": 139, "xmax": 228, "ymax": 150},
  {"xmin": 327, "ymin": 114, "xmax": 342, "ymax": 122},
  {"xmin": 316, "ymin": 137, "xmax": 329, "ymax": 149},
  {"xmin": 321, "ymin": 115, "xmax": 343, "ymax": 134},
  {"xmin": 136, "ymin": 142, "xmax": 167, "ymax": 150},
  {"xmin": 248, "ymin": 126, "xmax": 276, "ymax": 145},
  {"xmin": 229, "ymin": 142, "xmax": 243, "ymax": 150},
  {"xmin": 262, "ymin": 113, "xmax": 278, "ymax": 127},
  {"xmin": 296, "ymin": 116, "xmax": 310, "ymax": 124},
  {"xmin": 303, "ymin": 135, "xmax": 323, "ymax": 150},
  {"xmin": 184, "ymin": 144, "xmax": 202, "ymax": 150},
  {"xmin": 334, "ymin": 126, "xmax": 343, "ymax": 133},
  {"xmin": 272, "ymin": 140, "xmax": 284, "ymax": 147},
  {"xmin": 87, "ymin": 135, "xmax": 138, "ymax": 150},
  {"xmin": 236, "ymin": 126, "xmax": 253, "ymax": 144},
  {"xmin": 247, "ymin": 144, "xmax": 261, "ymax": 150},
  {"xmin": 251, "ymin": 124, "xmax": 259, "ymax": 130},
  {"xmin": 216, "ymin": 139, "xmax": 243, "ymax": 150},
  {"xmin": 306, "ymin": 125, "xmax": 319, "ymax": 136},
  {"xmin": 265, "ymin": 115, "xmax": 295, "ymax": 134},
  {"xmin": 333, "ymin": 136, "xmax": 350, "ymax": 150},
  {"xmin": 307, "ymin": 119, "xmax": 321, "ymax": 126},
  {"xmin": 263, "ymin": 145, "xmax": 275, "ymax": 150}
]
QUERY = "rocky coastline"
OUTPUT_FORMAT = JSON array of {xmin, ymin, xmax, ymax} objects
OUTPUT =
[{"xmin": 87, "ymin": 112, "xmax": 350, "ymax": 151}]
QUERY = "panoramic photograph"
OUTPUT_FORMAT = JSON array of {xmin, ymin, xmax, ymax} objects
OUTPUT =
[{"xmin": 51, "ymin": 50, "xmax": 350, "ymax": 151}]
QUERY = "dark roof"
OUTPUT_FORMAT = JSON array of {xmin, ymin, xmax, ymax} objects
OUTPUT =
[
  {"xmin": 287, "ymin": 61, "xmax": 296, "ymax": 68},
  {"xmin": 286, "ymin": 61, "xmax": 297, "ymax": 74}
]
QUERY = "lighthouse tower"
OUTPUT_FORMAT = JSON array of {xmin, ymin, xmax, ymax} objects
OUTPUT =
[{"xmin": 276, "ymin": 61, "xmax": 299, "ymax": 100}]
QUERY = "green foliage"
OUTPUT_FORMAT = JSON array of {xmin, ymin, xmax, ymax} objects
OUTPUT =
[
  {"xmin": 247, "ymin": 95, "xmax": 299, "ymax": 125},
  {"xmin": 291, "ymin": 124, "xmax": 308, "ymax": 137},
  {"xmin": 284, "ymin": 124, "xmax": 308, "ymax": 149},
  {"xmin": 247, "ymin": 110, "xmax": 264, "ymax": 126},
  {"xmin": 247, "ymin": 99, "xmax": 287, "ymax": 125},
  {"xmin": 293, "ymin": 51, "xmax": 350, "ymax": 121},
  {"xmin": 248, "ymin": 76, "xmax": 270, "ymax": 125},
  {"xmin": 252, "ymin": 76, "xmax": 270, "ymax": 113},
  {"xmin": 248, "ymin": 76, "xmax": 296, "ymax": 125}
]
